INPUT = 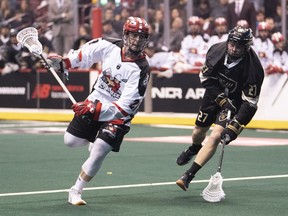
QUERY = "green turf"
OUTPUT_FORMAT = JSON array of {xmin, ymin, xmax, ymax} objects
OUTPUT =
[{"xmin": 0, "ymin": 123, "xmax": 287, "ymax": 216}]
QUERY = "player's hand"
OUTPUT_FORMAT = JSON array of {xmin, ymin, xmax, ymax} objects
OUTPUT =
[
  {"xmin": 72, "ymin": 99, "xmax": 95, "ymax": 116},
  {"xmin": 46, "ymin": 55, "xmax": 65, "ymax": 73},
  {"xmin": 215, "ymin": 93, "xmax": 237, "ymax": 113},
  {"xmin": 221, "ymin": 119, "xmax": 244, "ymax": 145}
]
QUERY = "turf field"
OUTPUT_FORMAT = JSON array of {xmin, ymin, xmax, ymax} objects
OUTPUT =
[{"xmin": 0, "ymin": 121, "xmax": 287, "ymax": 216}]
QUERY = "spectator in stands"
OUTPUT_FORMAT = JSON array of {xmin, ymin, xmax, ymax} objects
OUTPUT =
[
  {"xmin": 0, "ymin": 0, "xmax": 15, "ymax": 23},
  {"xmin": 1, "ymin": 29, "xmax": 23, "ymax": 75},
  {"xmin": 252, "ymin": 21, "xmax": 274, "ymax": 70},
  {"xmin": 193, "ymin": 0, "xmax": 212, "ymax": 21},
  {"xmin": 265, "ymin": 32, "xmax": 288, "ymax": 76},
  {"xmin": 207, "ymin": 17, "xmax": 229, "ymax": 48},
  {"xmin": 102, "ymin": 20, "xmax": 120, "ymax": 39},
  {"xmin": 150, "ymin": 9, "xmax": 164, "ymax": 44},
  {"xmin": 72, "ymin": 23, "xmax": 92, "ymax": 50},
  {"xmin": 0, "ymin": 23, "xmax": 10, "ymax": 46},
  {"xmin": 103, "ymin": 8, "xmax": 119, "ymax": 34},
  {"xmin": 227, "ymin": 0, "xmax": 257, "ymax": 33},
  {"xmin": 157, "ymin": 17, "xmax": 185, "ymax": 52},
  {"xmin": 146, "ymin": 43, "xmax": 191, "ymax": 79},
  {"xmin": 255, "ymin": 8, "xmax": 265, "ymax": 36},
  {"xmin": 12, "ymin": 0, "xmax": 35, "ymax": 29},
  {"xmin": 257, "ymin": 31, "xmax": 287, "ymax": 107},
  {"xmin": 114, "ymin": 7, "xmax": 131, "ymax": 37},
  {"xmin": 265, "ymin": 17, "xmax": 277, "ymax": 34},
  {"xmin": 210, "ymin": 0, "xmax": 229, "ymax": 20},
  {"xmin": 171, "ymin": 7, "xmax": 181, "ymax": 22},
  {"xmin": 264, "ymin": 0, "xmax": 277, "ymax": 19},
  {"xmin": 180, "ymin": 16, "xmax": 207, "ymax": 67},
  {"xmin": 273, "ymin": 4, "xmax": 282, "ymax": 34},
  {"xmin": 48, "ymin": 0, "xmax": 75, "ymax": 56},
  {"xmin": 33, "ymin": 22, "xmax": 55, "ymax": 56}
]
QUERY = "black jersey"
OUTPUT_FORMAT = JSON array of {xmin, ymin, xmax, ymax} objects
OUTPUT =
[{"xmin": 199, "ymin": 41, "xmax": 264, "ymax": 125}]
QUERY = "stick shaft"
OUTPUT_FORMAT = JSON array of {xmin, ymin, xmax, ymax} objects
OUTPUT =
[
  {"xmin": 217, "ymin": 88, "xmax": 231, "ymax": 172},
  {"xmin": 40, "ymin": 54, "xmax": 77, "ymax": 104},
  {"xmin": 272, "ymin": 75, "xmax": 288, "ymax": 105}
]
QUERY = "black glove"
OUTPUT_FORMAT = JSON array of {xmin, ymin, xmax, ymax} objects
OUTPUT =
[
  {"xmin": 221, "ymin": 118, "xmax": 244, "ymax": 145},
  {"xmin": 215, "ymin": 93, "xmax": 237, "ymax": 113}
]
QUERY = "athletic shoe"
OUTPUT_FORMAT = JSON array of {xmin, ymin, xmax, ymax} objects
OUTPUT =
[
  {"xmin": 176, "ymin": 172, "xmax": 194, "ymax": 191},
  {"xmin": 68, "ymin": 186, "xmax": 87, "ymax": 205},
  {"xmin": 176, "ymin": 145, "xmax": 202, "ymax": 166}
]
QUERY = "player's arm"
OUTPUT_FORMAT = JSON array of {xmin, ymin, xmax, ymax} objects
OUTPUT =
[{"xmin": 47, "ymin": 38, "xmax": 110, "ymax": 72}]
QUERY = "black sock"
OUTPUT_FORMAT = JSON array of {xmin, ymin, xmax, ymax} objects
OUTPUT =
[
  {"xmin": 189, "ymin": 144, "xmax": 202, "ymax": 153},
  {"xmin": 187, "ymin": 162, "xmax": 202, "ymax": 176}
]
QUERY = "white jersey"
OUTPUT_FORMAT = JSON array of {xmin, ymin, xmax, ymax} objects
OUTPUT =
[
  {"xmin": 252, "ymin": 37, "xmax": 274, "ymax": 69},
  {"xmin": 67, "ymin": 38, "xmax": 150, "ymax": 125},
  {"xmin": 180, "ymin": 34, "xmax": 207, "ymax": 65},
  {"xmin": 271, "ymin": 49, "xmax": 288, "ymax": 71},
  {"xmin": 206, "ymin": 33, "xmax": 228, "ymax": 49}
]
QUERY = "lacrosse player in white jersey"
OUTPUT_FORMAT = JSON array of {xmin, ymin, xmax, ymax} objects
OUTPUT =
[
  {"xmin": 47, "ymin": 16, "xmax": 150, "ymax": 205},
  {"xmin": 180, "ymin": 16, "xmax": 207, "ymax": 67},
  {"xmin": 206, "ymin": 17, "xmax": 229, "ymax": 48},
  {"xmin": 252, "ymin": 21, "xmax": 274, "ymax": 70}
]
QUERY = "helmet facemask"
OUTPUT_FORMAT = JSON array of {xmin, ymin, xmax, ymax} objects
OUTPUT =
[
  {"xmin": 226, "ymin": 26, "xmax": 253, "ymax": 60},
  {"xmin": 123, "ymin": 31, "xmax": 149, "ymax": 55},
  {"xmin": 122, "ymin": 17, "xmax": 150, "ymax": 56}
]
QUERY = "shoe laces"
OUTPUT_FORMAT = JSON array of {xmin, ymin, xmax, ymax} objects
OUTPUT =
[{"xmin": 70, "ymin": 187, "xmax": 82, "ymax": 197}]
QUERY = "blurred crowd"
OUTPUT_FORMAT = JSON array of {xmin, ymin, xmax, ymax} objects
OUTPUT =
[{"xmin": 0, "ymin": 0, "xmax": 287, "ymax": 78}]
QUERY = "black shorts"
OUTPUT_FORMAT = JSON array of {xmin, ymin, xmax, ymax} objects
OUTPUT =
[
  {"xmin": 195, "ymin": 91, "xmax": 233, "ymax": 128},
  {"xmin": 66, "ymin": 115, "xmax": 130, "ymax": 152}
]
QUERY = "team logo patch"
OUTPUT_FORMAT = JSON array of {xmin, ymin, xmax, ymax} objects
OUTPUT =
[{"xmin": 219, "ymin": 110, "xmax": 228, "ymax": 122}]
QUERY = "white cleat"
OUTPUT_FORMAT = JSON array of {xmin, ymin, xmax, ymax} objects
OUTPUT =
[{"xmin": 68, "ymin": 186, "xmax": 87, "ymax": 206}]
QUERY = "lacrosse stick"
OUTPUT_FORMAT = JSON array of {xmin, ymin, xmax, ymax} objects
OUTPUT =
[
  {"xmin": 16, "ymin": 27, "xmax": 76, "ymax": 104},
  {"xmin": 201, "ymin": 88, "xmax": 231, "ymax": 203}
]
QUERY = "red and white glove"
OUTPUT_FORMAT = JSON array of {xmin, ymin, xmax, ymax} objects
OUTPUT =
[
  {"xmin": 71, "ymin": 99, "xmax": 102, "ymax": 121},
  {"xmin": 72, "ymin": 99, "xmax": 95, "ymax": 116}
]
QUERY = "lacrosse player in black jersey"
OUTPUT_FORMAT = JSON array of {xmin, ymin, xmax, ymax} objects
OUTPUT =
[
  {"xmin": 175, "ymin": 26, "xmax": 264, "ymax": 191},
  {"xmin": 47, "ymin": 17, "xmax": 150, "ymax": 205}
]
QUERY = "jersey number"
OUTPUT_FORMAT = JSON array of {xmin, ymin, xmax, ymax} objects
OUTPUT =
[
  {"xmin": 248, "ymin": 84, "xmax": 257, "ymax": 97},
  {"xmin": 197, "ymin": 111, "xmax": 208, "ymax": 123}
]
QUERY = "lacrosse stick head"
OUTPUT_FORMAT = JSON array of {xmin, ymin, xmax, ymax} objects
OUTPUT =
[
  {"xmin": 201, "ymin": 172, "xmax": 225, "ymax": 202},
  {"xmin": 16, "ymin": 27, "xmax": 43, "ymax": 57}
]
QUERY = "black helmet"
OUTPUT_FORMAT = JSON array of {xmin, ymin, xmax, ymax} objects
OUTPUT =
[{"xmin": 227, "ymin": 26, "xmax": 253, "ymax": 51}]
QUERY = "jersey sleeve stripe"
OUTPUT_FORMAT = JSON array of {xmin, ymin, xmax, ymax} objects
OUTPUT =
[
  {"xmin": 113, "ymin": 102, "xmax": 129, "ymax": 116},
  {"xmin": 93, "ymin": 102, "xmax": 102, "ymax": 121}
]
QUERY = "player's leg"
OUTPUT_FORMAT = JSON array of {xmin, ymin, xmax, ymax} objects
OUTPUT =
[
  {"xmin": 176, "ymin": 108, "xmax": 227, "ymax": 191},
  {"xmin": 176, "ymin": 125, "xmax": 209, "ymax": 165},
  {"xmin": 176, "ymin": 92, "xmax": 217, "ymax": 166},
  {"xmin": 68, "ymin": 123, "xmax": 130, "ymax": 205},
  {"xmin": 64, "ymin": 132, "xmax": 90, "ymax": 147},
  {"xmin": 65, "ymin": 115, "xmax": 101, "ymax": 148},
  {"xmin": 68, "ymin": 138, "xmax": 112, "ymax": 206}
]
